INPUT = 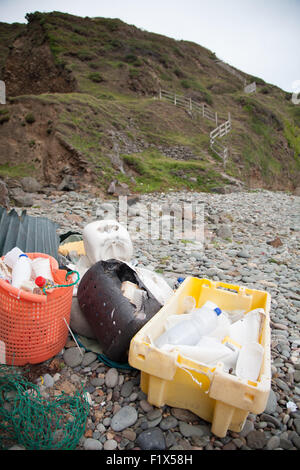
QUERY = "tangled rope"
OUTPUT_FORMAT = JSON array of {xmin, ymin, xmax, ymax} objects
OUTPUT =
[{"xmin": 0, "ymin": 364, "xmax": 89, "ymax": 450}]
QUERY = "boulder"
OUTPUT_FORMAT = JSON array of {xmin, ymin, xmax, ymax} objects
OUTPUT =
[{"xmin": 20, "ymin": 177, "xmax": 42, "ymax": 193}]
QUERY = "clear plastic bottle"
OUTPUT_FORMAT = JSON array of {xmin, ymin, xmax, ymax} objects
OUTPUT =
[
  {"xmin": 11, "ymin": 254, "xmax": 32, "ymax": 289},
  {"xmin": 155, "ymin": 301, "xmax": 222, "ymax": 348}
]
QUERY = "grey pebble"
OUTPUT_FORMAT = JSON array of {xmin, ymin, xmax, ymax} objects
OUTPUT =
[
  {"xmin": 42, "ymin": 373, "xmax": 54, "ymax": 388},
  {"xmin": 121, "ymin": 380, "xmax": 134, "ymax": 398},
  {"xmin": 246, "ymin": 430, "xmax": 267, "ymax": 449},
  {"xmin": 266, "ymin": 435, "xmax": 280, "ymax": 450},
  {"xmin": 81, "ymin": 352, "xmax": 98, "ymax": 367},
  {"xmin": 103, "ymin": 439, "xmax": 118, "ymax": 450},
  {"xmin": 105, "ymin": 368, "xmax": 119, "ymax": 388},
  {"xmin": 179, "ymin": 422, "xmax": 205, "ymax": 438},
  {"xmin": 83, "ymin": 438, "xmax": 103, "ymax": 450},
  {"xmin": 111, "ymin": 405, "xmax": 138, "ymax": 431},
  {"xmin": 136, "ymin": 427, "xmax": 166, "ymax": 450},
  {"xmin": 160, "ymin": 416, "xmax": 178, "ymax": 431},
  {"xmin": 63, "ymin": 347, "xmax": 84, "ymax": 367}
]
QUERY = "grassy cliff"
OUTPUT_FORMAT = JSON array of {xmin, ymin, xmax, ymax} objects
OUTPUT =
[{"xmin": 0, "ymin": 11, "xmax": 299, "ymax": 193}]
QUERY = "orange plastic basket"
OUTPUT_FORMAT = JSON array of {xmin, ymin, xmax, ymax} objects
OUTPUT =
[{"xmin": 0, "ymin": 253, "xmax": 75, "ymax": 365}]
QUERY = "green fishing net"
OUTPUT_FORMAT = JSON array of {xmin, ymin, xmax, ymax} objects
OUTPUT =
[{"xmin": 0, "ymin": 364, "xmax": 89, "ymax": 450}]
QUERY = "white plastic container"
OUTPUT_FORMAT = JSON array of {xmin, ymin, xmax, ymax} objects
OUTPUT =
[
  {"xmin": 4, "ymin": 247, "xmax": 24, "ymax": 269},
  {"xmin": 31, "ymin": 257, "xmax": 54, "ymax": 282},
  {"xmin": 155, "ymin": 301, "xmax": 222, "ymax": 348},
  {"xmin": 11, "ymin": 254, "xmax": 32, "ymax": 289},
  {"xmin": 83, "ymin": 219, "xmax": 133, "ymax": 264},
  {"xmin": 235, "ymin": 342, "xmax": 264, "ymax": 381}
]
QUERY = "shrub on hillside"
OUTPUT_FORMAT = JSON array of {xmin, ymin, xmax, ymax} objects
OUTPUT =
[{"xmin": 88, "ymin": 72, "xmax": 104, "ymax": 83}]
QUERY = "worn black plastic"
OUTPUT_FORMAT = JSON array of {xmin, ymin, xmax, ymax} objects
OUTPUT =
[{"xmin": 77, "ymin": 259, "xmax": 162, "ymax": 363}]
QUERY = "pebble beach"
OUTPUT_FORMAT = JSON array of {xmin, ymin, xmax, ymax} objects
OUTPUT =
[{"xmin": 7, "ymin": 188, "xmax": 300, "ymax": 451}]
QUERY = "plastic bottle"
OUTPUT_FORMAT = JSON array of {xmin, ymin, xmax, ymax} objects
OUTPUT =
[
  {"xmin": 155, "ymin": 301, "xmax": 222, "ymax": 348},
  {"xmin": 34, "ymin": 276, "xmax": 55, "ymax": 294},
  {"xmin": 11, "ymin": 254, "xmax": 32, "ymax": 289}
]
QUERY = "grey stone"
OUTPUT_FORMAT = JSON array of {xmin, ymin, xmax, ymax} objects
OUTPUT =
[
  {"xmin": 136, "ymin": 427, "xmax": 166, "ymax": 450},
  {"xmin": 160, "ymin": 416, "xmax": 178, "ymax": 431},
  {"xmin": 237, "ymin": 250, "xmax": 251, "ymax": 258},
  {"xmin": 42, "ymin": 373, "xmax": 54, "ymax": 388},
  {"xmin": 239, "ymin": 419, "xmax": 255, "ymax": 437},
  {"xmin": 63, "ymin": 347, "xmax": 84, "ymax": 367},
  {"xmin": 103, "ymin": 439, "xmax": 118, "ymax": 450},
  {"xmin": 264, "ymin": 388, "xmax": 278, "ymax": 414},
  {"xmin": 0, "ymin": 179, "xmax": 9, "ymax": 208},
  {"xmin": 170, "ymin": 408, "xmax": 198, "ymax": 423},
  {"xmin": 280, "ymin": 437, "xmax": 293, "ymax": 450},
  {"xmin": 91, "ymin": 377, "xmax": 104, "ymax": 387},
  {"xmin": 58, "ymin": 175, "xmax": 78, "ymax": 191},
  {"xmin": 10, "ymin": 188, "xmax": 34, "ymax": 207},
  {"xmin": 121, "ymin": 380, "xmax": 134, "ymax": 398},
  {"xmin": 260, "ymin": 413, "xmax": 282, "ymax": 428},
  {"xmin": 147, "ymin": 408, "xmax": 162, "ymax": 421},
  {"xmin": 111, "ymin": 406, "xmax": 138, "ymax": 431},
  {"xmin": 83, "ymin": 438, "xmax": 103, "ymax": 450},
  {"xmin": 216, "ymin": 224, "xmax": 232, "ymax": 239},
  {"xmin": 274, "ymin": 378, "xmax": 290, "ymax": 393},
  {"xmin": 178, "ymin": 422, "xmax": 206, "ymax": 438},
  {"xmin": 291, "ymin": 434, "xmax": 300, "ymax": 449},
  {"xmin": 105, "ymin": 368, "xmax": 119, "ymax": 388},
  {"xmin": 266, "ymin": 435, "xmax": 280, "ymax": 450},
  {"xmin": 81, "ymin": 352, "xmax": 98, "ymax": 367},
  {"xmin": 139, "ymin": 399, "xmax": 153, "ymax": 413},
  {"xmin": 20, "ymin": 177, "xmax": 42, "ymax": 193},
  {"xmin": 294, "ymin": 418, "xmax": 300, "ymax": 434},
  {"xmin": 246, "ymin": 430, "xmax": 267, "ymax": 449}
]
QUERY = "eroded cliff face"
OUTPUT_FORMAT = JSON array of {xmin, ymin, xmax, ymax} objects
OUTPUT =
[{"xmin": 3, "ymin": 22, "xmax": 76, "ymax": 97}]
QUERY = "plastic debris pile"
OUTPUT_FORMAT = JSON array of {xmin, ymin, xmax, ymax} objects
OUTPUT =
[{"xmin": 155, "ymin": 297, "xmax": 266, "ymax": 382}]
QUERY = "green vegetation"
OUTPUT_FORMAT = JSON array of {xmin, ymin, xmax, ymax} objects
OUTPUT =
[
  {"xmin": 122, "ymin": 149, "xmax": 228, "ymax": 192},
  {"xmin": 0, "ymin": 163, "xmax": 35, "ymax": 178},
  {"xmin": 88, "ymin": 72, "xmax": 104, "ymax": 83},
  {"xmin": 284, "ymin": 120, "xmax": 300, "ymax": 163},
  {"xmin": 24, "ymin": 113, "xmax": 36, "ymax": 124},
  {"xmin": 0, "ymin": 108, "xmax": 9, "ymax": 124}
]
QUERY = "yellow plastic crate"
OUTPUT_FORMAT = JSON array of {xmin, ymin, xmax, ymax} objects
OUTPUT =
[{"xmin": 128, "ymin": 277, "xmax": 271, "ymax": 438}]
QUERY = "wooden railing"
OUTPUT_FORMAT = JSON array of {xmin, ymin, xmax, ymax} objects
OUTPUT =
[{"xmin": 158, "ymin": 88, "xmax": 231, "ymax": 166}]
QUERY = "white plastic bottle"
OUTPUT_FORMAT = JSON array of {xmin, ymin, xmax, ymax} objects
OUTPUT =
[
  {"xmin": 11, "ymin": 254, "xmax": 32, "ymax": 289},
  {"xmin": 155, "ymin": 301, "xmax": 222, "ymax": 348}
]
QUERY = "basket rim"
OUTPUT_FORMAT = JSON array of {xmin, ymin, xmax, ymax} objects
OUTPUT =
[{"xmin": 0, "ymin": 252, "xmax": 63, "ymax": 303}]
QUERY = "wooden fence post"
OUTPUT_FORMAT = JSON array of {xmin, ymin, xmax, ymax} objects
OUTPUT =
[
  {"xmin": 174, "ymin": 93, "xmax": 177, "ymax": 106},
  {"xmin": 159, "ymin": 88, "xmax": 162, "ymax": 100},
  {"xmin": 189, "ymin": 98, "xmax": 192, "ymax": 111}
]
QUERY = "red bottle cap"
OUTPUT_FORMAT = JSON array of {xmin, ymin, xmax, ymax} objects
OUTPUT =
[{"xmin": 35, "ymin": 276, "xmax": 46, "ymax": 288}]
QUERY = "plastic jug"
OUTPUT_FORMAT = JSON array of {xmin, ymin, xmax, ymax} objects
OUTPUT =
[
  {"xmin": 4, "ymin": 247, "xmax": 24, "ymax": 269},
  {"xmin": 83, "ymin": 220, "xmax": 133, "ymax": 265},
  {"xmin": 155, "ymin": 301, "xmax": 222, "ymax": 348},
  {"xmin": 11, "ymin": 254, "xmax": 32, "ymax": 289}
]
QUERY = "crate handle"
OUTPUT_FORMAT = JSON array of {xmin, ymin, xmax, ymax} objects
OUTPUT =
[{"xmin": 175, "ymin": 356, "xmax": 213, "ymax": 392}]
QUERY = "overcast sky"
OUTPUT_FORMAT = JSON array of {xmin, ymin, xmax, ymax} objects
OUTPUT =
[{"xmin": 1, "ymin": 0, "xmax": 299, "ymax": 92}]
